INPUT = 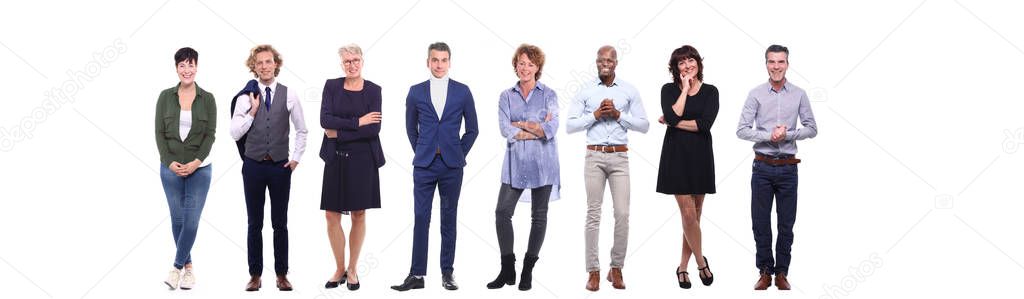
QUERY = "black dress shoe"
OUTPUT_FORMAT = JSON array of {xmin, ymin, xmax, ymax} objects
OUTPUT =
[
  {"xmin": 325, "ymin": 271, "xmax": 346, "ymax": 289},
  {"xmin": 390, "ymin": 275, "xmax": 424, "ymax": 291},
  {"xmin": 442, "ymin": 273, "xmax": 459, "ymax": 290},
  {"xmin": 346, "ymin": 272, "xmax": 360, "ymax": 291},
  {"xmin": 676, "ymin": 267, "xmax": 691, "ymax": 289},
  {"xmin": 698, "ymin": 256, "xmax": 714, "ymax": 286}
]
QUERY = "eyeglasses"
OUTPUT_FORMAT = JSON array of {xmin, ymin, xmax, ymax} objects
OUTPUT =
[{"xmin": 343, "ymin": 58, "xmax": 363, "ymax": 66}]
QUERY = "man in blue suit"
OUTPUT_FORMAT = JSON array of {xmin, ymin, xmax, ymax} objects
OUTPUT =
[{"xmin": 392, "ymin": 42, "xmax": 478, "ymax": 292}]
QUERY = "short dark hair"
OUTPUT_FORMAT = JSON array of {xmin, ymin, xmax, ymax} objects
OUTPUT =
[
  {"xmin": 428, "ymin": 42, "xmax": 451, "ymax": 58},
  {"xmin": 765, "ymin": 44, "xmax": 789, "ymax": 61},
  {"xmin": 668, "ymin": 45, "xmax": 703, "ymax": 84},
  {"xmin": 174, "ymin": 47, "xmax": 198, "ymax": 65}
]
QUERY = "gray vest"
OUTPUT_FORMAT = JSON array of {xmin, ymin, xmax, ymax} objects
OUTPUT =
[{"xmin": 244, "ymin": 84, "xmax": 290, "ymax": 161}]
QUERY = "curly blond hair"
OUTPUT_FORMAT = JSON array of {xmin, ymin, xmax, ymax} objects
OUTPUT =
[{"xmin": 246, "ymin": 44, "xmax": 283, "ymax": 78}]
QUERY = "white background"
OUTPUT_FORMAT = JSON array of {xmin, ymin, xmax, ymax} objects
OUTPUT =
[{"xmin": 2, "ymin": 0, "xmax": 1023, "ymax": 298}]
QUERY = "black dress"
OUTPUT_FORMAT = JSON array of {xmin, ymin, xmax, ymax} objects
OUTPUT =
[
  {"xmin": 656, "ymin": 82, "xmax": 719, "ymax": 195},
  {"xmin": 320, "ymin": 78, "xmax": 383, "ymax": 212}
]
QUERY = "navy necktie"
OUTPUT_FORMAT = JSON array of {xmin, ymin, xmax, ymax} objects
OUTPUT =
[{"xmin": 264, "ymin": 86, "xmax": 272, "ymax": 111}]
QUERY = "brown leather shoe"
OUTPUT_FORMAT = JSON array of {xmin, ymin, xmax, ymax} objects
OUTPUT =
[
  {"xmin": 245, "ymin": 275, "xmax": 261, "ymax": 291},
  {"xmin": 753, "ymin": 273, "xmax": 771, "ymax": 290},
  {"xmin": 585, "ymin": 271, "xmax": 600, "ymax": 291},
  {"xmin": 775, "ymin": 273, "xmax": 791, "ymax": 290},
  {"xmin": 276, "ymin": 275, "xmax": 293, "ymax": 291},
  {"xmin": 606, "ymin": 268, "xmax": 625, "ymax": 289}
]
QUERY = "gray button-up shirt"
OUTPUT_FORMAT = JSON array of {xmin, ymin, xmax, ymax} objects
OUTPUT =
[{"xmin": 736, "ymin": 81, "xmax": 817, "ymax": 156}]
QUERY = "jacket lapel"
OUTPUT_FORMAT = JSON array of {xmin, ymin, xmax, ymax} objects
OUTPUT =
[{"xmin": 438, "ymin": 80, "xmax": 457, "ymax": 121}]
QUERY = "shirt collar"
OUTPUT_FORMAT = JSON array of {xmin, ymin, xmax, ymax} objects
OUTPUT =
[
  {"xmin": 171, "ymin": 82, "xmax": 205, "ymax": 99},
  {"xmin": 259, "ymin": 80, "xmax": 278, "ymax": 94},
  {"xmin": 430, "ymin": 74, "xmax": 449, "ymax": 84},
  {"xmin": 767, "ymin": 79, "xmax": 790, "ymax": 93},
  {"xmin": 595, "ymin": 76, "xmax": 619, "ymax": 87},
  {"xmin": 513, "ymin": 81, "xmax": 544, "ymax": 94}
]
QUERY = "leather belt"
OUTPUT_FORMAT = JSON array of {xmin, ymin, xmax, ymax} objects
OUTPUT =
[
  {"xmin": 754, "ymin": 154, "xmax": 801, "ymax": 165},
  {"xmin": 587, "ymin": 144, "xmax": 628, "ymax": 153}
]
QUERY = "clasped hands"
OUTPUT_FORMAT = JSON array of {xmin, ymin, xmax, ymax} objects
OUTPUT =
[{"xmin": 593, "ymin": 98, "xmax": 620, "ymax": 121}]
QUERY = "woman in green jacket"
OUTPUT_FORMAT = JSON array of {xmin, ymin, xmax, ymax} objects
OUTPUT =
[{"xmin": 155, "ymin": 47, "xmax": 216, "ymax": 291}]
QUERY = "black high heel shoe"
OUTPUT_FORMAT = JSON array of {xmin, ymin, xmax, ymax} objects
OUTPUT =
[
  {"xmin": 325, "ymin": 271, "xmax": 347, "ymax": 289},
  {"xmin": 698, "ymin": 257, "xmax": 714, "ymax": 286},
  {"xmin": 676, "ymin": 267, "xmax": 691, "ymax": 289},
  {"xmin": 346, "ymin": 272, "xmax": 360, "ymax": 291}
]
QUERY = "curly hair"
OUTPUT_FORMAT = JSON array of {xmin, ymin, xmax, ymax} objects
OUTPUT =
[
  {"xmin": 512, "ymin": 44, "xmax": 545, "ymax": 80},
  {"xmin": 246, "ymin": 44, "xmax": 283, "ymax": 78}
]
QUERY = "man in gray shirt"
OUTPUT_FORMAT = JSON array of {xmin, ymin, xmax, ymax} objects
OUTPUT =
[{"xmin": 737, "ymin": 44, "xmax": 817, "ymax": 291}]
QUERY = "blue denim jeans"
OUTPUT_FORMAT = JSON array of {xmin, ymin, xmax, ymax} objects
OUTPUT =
[
  {"xmin": 750, "ymin": 160, "xmax": 798, "ymax": 275},
  {"xmin": 160, "ymin": 164, "xmax": 212, "ymax": 269}
]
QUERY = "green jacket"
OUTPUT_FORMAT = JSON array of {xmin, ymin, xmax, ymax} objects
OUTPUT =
[{"xmin": 155, "ymin": 83, "xmax": 217, "ymax": 167}]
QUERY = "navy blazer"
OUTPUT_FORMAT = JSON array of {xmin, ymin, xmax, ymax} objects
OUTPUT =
[
  {"xmin": 320, "ymin": 78, "xmax": 385, "ymax": 168},
  {"xmin": 405, "ymin": 79, "xmax": 479, "ymax": 168}
]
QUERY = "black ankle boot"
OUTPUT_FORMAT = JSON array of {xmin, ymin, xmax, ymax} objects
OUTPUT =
[
  {"xmin": 519, "ymin": 254, "xmax": 539, "ymax": 291},
  {"xmin": 487, "ymin": 254, "xmax": 517, "ymax": 289}
]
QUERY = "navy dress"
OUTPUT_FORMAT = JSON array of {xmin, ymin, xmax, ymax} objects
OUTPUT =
[
  {"xmin": 320, "ymin": 78, "xmax": 384, "ymax": 212},
  {"xmin": 656, "ymin": 83, "xmax": 719, "ymax": 195}
]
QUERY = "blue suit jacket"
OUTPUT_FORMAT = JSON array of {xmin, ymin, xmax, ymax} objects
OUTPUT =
[{"xmin": 405, "ymin": 79, "xmax": 478, "ymax": 168}]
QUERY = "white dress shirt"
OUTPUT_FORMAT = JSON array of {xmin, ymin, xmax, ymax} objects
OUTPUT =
[
  {"xmin": 229, "ymin": 80, "xmax": 309, "ymax": 162},
  {"xmin": 429, "ymin": 74, "xmax": 449, "ymax": 117}
]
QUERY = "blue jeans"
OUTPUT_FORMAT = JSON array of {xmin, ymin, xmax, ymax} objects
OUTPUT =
[
  {"xmin": 750, "ymin": 160, "xmax": 798, "ymax": 275},
  {"xmin": 160, "ymin": 164, "xmax": 212, "ymax": 269}
]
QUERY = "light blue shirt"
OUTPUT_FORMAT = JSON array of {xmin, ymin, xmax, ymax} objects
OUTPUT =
[
  {"xmin": 499, "ymin": 81, "xmax": 560, "ymax": 193},
  {"xmin": 736, "ymin": 80, "xmax": 818, "ymax": 156},
  {"xmin": 567, "ymin": 78, "xmax": 649, "ymax": 144}
]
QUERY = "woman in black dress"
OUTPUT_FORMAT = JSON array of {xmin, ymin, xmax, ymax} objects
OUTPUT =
[
  {"xmin": 320, "ymin": 44, "xmax": 385, "ymax": 291},
  {"xmin": 656, "ymin": 45, "xmax": 718, "ymax": 289}
]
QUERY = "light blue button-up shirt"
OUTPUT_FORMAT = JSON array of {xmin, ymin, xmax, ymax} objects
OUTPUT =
[
  {"xmin": 499, "ymin": 81, "xmax": 560, "ymax": 194},
  {"xmin": 736, "ymin": 81, "xmax": 818, "ymax": 156},
  {"xmin": 566, "ymin": 78, "xmax": 649, "ymax": 144}
]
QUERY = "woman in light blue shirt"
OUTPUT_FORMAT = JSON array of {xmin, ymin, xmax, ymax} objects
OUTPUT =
[{"xmin": 487, "ymin": 44, "xmax": 560, "ymax": 291}]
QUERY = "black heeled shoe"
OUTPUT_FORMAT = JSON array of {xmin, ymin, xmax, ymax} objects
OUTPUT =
[
  {"xmin": 325, "ymin": 271, "xmax": 347, "ymax": 289},
  {"xmin": 676, "ymin": 267, "xmax": 691, "ymax": 289},
  {"xmin": 698, "ymin": 257, "xmax": 714, "ymax": 286},
  {"xmin": 346, "ymin": 272, "xmax": 360, "ymax": 291}
]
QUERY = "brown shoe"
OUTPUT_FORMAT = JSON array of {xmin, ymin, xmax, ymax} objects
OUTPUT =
[
  {"xmin": 245, "ymin": 275, "xmax": 261, "ymax": 291},
  {"xmin": 606, "ymin": 268, "xmax": 625, "ymax": 289},
  {"xmin": 753, "ymin": 273, "xmax": 771, "ymax": 290},
  {"xmin": 585, "ymin": 271, "xmax": 600, "ymax": 291},
  {"xmin": 775, "ymin": 273, "xmax": 791, "ymax": 290},
  {"xmin": 276, "ymin": 275, "xmax": 293, "ymax": 291}
]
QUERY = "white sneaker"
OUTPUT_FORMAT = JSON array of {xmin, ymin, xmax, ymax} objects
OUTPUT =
[
  {"xmin": 180, "ymin": 268, "xmax": 195, "ymax": 290},
  {"xmin": 165, "ymin": 268, "xmax": 181, "ymax": 290}
]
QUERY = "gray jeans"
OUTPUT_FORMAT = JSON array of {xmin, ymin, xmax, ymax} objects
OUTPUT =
[
  {"xmin": 495, "ymin": 184, "xmax": 552, "ymax": 256},
  {"xmin": 584, "ymin": 150, "xmax": 630, "ymax": 272}
]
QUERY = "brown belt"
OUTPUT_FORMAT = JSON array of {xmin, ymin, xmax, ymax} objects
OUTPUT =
[
  {"xmin": 587, "ymin": 145, "xmax": 628, "ymax": 153},
  {"xmin": 262, "ymin": 155, "xmax": 274, "ymax": 161},
  {"xmin": 754, "ymin": 154, "xmax": 800, "ymax": 166}
]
